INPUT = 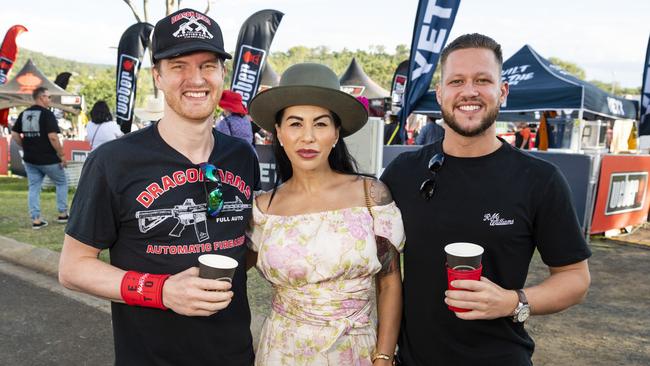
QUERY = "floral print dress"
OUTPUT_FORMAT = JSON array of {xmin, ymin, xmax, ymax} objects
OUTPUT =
[{"xmin": 248, "ymin": 199, "xmax": 405, "ymax": 365}]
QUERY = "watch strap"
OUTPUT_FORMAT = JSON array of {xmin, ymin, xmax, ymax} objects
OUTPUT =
[
  {"xmin": 512, "ymin": 289, "xmax": 530, "ymax": 323},
  {"xmin": 516, "ymin": 289, "xmax": 528, "ymax": 305}
]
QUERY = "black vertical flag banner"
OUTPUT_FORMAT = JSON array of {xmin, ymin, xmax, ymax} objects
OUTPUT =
[
  {"xmin": 116, "ymin": 22, "xmax": 154, "ymax": 133},
  {"xmin": 390, "ymin": 60, "xmax": 409, "ymax": 108},
  {"xmin": 640, "ymin": 34, "xmax": 650, "ymax": 136},
  {"xmin": 230, "ymin": 9, "xmax": 284, "ymax": 107},
  {"xmin": 389, "ymin": 0, "xmax": 461, "ymax": 145},
  {"xmin": 259, "ymin": 62, "xmax": 280, "ymax": 92},
  {"xmin": 54, "ymin": 72, "xmax": 72, "ymax": 90}
]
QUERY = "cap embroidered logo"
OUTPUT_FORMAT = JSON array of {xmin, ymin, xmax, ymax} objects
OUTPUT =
[
  {"xmin": 171, "ymin": 12, "xmax": 214, "ymax": 40},
  {"xmin": 151, "ymin": 8, "xmax": 231, "ymax": 62}
]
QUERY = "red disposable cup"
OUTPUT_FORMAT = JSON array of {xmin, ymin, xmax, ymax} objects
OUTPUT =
[{"xmin": 446, "ymin": 264, "xmax": 483, "ymax": 312}]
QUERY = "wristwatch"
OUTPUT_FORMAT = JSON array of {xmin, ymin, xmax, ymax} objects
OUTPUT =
[{"xmin": 512, "ymin": 289, "xmax": 530, "ymax": 323}]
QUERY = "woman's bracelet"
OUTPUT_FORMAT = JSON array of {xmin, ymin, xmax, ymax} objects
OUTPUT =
[{"xmin": 371, "ymin": 351, "xmax": 393, "ymax": 363}]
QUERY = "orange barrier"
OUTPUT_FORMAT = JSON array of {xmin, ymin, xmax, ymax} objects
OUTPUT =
[
  {"xmin": 0, "ymin": 136, "xmax": 8, "ymax": 175},
  {"xmin": 63, "ymin": 140, "xmax": 91, "ymax": 162},
  {"xmin": 590, "ymin": 155, "xmax": 650, "ymax": 233}
]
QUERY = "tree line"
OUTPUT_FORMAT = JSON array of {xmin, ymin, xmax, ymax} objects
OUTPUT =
[{"xmin": 12, "ymin": 46, "xmax": 641, "ymax": 116}]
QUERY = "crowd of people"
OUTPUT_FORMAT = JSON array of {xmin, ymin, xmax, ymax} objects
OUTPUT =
[{"xmin": 6, "ymin": 8, "xmax": 593, "ymax": 366}]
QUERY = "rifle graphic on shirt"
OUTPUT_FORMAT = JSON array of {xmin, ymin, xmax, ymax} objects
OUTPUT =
[
  {"xmin": 135, "ymin": 198, "xmax": 209, "ymax": 242},
  {"xmin": 222, "ymin": 196, "xmax": 251, "ymax": 212}
]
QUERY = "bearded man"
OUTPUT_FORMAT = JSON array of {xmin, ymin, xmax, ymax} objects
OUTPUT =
[{"xmin": 381, "ymin": 33, "xmax": 591, "ymax": 366}]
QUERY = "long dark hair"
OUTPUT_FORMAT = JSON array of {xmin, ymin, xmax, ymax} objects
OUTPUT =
[
  {"xmin": 267, "ymin": 108, "xmax": 361, "ymax": 207},
  {"xmin": 90, "ymin": 101, "xmax": 113, "ymax": 124}
]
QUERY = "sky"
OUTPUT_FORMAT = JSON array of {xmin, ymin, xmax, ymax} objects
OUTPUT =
[{"xmin": 2, "ymin": 0, "xmax": 649, "ymax": 88}]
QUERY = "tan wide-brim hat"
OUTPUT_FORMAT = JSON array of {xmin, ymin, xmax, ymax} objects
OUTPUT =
[
  {"xmin": 134, "ymin": 93, "xmax": 165, "ymax": 122},
  {"xmin": 248, "ymin": 63, "xmax": 368, "ymax": 137}
]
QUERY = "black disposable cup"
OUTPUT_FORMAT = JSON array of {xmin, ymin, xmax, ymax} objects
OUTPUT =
[
  {"xmin": 444, "ymin": 242, "xmax": 484, "ymax": 270},
  {"xmin": 198, "ymin": 254, "xmax": 238, "ymax": 282}
]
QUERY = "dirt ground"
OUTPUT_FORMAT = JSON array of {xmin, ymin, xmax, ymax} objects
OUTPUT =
[
  {"xmin": 528, "ymin": 236, "xmax": 650, "ymax": 365},
  {"xmin": 248, "ymin": 232, "xmax": 650, "ymax": 365}
]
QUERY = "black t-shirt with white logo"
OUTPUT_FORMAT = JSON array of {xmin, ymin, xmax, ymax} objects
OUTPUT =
[
  {"xmin": 66, "ymin": 124, "xmax": 260, "ymax": 366},
  {"xmin": 11, "ymin": 105, "xmax": 61, "ymax": 165},
  {"xmin": 381, "ymin": 139, "xmax": 591, "ymax": 366}
]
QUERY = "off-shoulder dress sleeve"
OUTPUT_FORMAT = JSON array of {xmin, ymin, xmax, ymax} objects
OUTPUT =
[
  {"xmin": 371, "ymin": 202, "xmax": 406, "ymax": 252},
  {"xmin": 246, "ymin": 197, "xmax": 267, "ymax": 252}
]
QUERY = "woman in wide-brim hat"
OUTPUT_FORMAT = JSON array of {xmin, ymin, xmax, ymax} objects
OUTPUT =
[{"xmin": 247, "ymin": 63, "xmax": 405, "ymax": 365}]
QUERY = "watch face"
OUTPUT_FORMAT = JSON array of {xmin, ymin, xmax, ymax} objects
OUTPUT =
[{"xmin": 517, "ymin": 306, "xmax": 531, "ymax": 322}]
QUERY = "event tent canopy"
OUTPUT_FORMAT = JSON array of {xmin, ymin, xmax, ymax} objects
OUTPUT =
[
  {"xmin": 0, "ymin": 59, "xmax": 82, "ymax": 113},
  {"xmin": 339, "ymin": 58, "xmax": 390, "ymax": 99},
  {"xmin": 412, "ymin": 45, "xmax": 637, "ymax": 120}
]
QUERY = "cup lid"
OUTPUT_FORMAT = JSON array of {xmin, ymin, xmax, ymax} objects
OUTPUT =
[
  {"xmin": 444, "ymin": 242, "xmax": 484, "ymax": 257},
  {"xmin": 198, "ymin": 254, "xmax": 238, "ymax": 269}
]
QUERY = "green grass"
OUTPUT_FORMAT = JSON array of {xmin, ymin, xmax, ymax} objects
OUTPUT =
[
  {"xmin": 0, "ymin": 175, "xmax": 272, "ymax": 315},
  {"xmin": 247, "ymin": 269, "xmax": 273, "ymax": 317},
  {"xmin": 0, "ymin": 176, "xmax": 71, "ymax": 252}
]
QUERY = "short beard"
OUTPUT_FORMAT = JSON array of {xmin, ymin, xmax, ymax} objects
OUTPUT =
[
  {"xmin": 164, "ymin": 94, "xmax": 216, "ymax": 122},
  {"xmin": 442, "ymin": 103, "xmax": 499, "ymax": 137}
]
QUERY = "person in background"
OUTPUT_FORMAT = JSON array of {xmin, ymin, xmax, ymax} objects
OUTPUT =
[
  {"xmin": 216, "ymin": 90, "xmax": 254, "ymax": 144},
  {"xmin": 384, "ymin": 113, "xmax": 403, "ymax": 145},
  {"xmin": 134, "ymin": 93, "xmax": 165, "ymax": 129},
  {"xmin": 254, "ymin": 127, "xmax": 273, "ymax": 145},
  {"xmin": 85, "ymin": 100, "xmax": 123, "ymax": 151},
  {"xmin": 247, "ymin": 63, "xmax": 405, "ymax": 365},
  {"xmin": 405, "ymin": 114, "xmax": 421, "ymax": 145},
  {"xmin": 514, "ymin": 122, "xmax": 531, "ymax": 149},
  {"xmin": 415, "ymin": 117, "xmax": 445, "ymax": 145},
  {"xmin": 11, "ymin": 86, "xmax": 68, "ymax": 229}
]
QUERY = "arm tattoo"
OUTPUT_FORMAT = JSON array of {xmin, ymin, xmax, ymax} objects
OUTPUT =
[
  {"xmin": 376, "ymin": 236, "xmax": 400, "ymax": 276},
  {"xmin": 369, "ymin": 179, "xmax": 392, "ymax": 206}
]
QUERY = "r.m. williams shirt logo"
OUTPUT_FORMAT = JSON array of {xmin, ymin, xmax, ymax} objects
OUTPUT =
[{"xmin": 483, "ymin": 213, "xmax": 514, "ymax": 226}]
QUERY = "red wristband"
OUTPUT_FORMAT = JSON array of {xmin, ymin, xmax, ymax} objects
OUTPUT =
[{"xmin": 120, "ymin": 271, "xmax": 171, "ymax": 310}]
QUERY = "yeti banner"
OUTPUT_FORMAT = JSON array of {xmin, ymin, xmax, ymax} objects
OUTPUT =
[
  {"xmin": 116, "ymin": 22, "xmax": 154, "ymax": 133},
  {"xmin": 392, "ymin": 0, "xmax": 460, "ymax": 144},
  {"xmin": 230, "ymin": 9, "xmax": 284, "ymax": 106}
]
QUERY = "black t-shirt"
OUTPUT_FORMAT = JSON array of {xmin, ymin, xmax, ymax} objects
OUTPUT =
[
  {"xmin": 381, "ymin": 139, "xmax": 591, "ymax": 366},
  {"xmin": 11, "ymin": 105, "xmax": 61, "ymax": 165},
  {"xmin": 66, "ymin": 124, "xmax": 260, "ymax": 366}
]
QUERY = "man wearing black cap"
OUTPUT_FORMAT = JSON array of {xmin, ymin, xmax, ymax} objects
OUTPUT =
[{"xmin": 59, "ymin": 9, "xmax": 259, "ymax": 365}]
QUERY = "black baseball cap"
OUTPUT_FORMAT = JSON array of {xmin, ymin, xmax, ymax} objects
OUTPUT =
[{"xmin": 151, "ymin": 8, "xmax": 232, "ymax": 62}]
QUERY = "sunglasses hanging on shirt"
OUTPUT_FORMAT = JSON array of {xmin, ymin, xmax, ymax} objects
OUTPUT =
[
  {"xmin": 199, "ymin": 162, "xmax": 224, "ymax": 217},
  {"xmin": 419, "ymin": 152, "xmax": 445, "ymax": 201}
]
